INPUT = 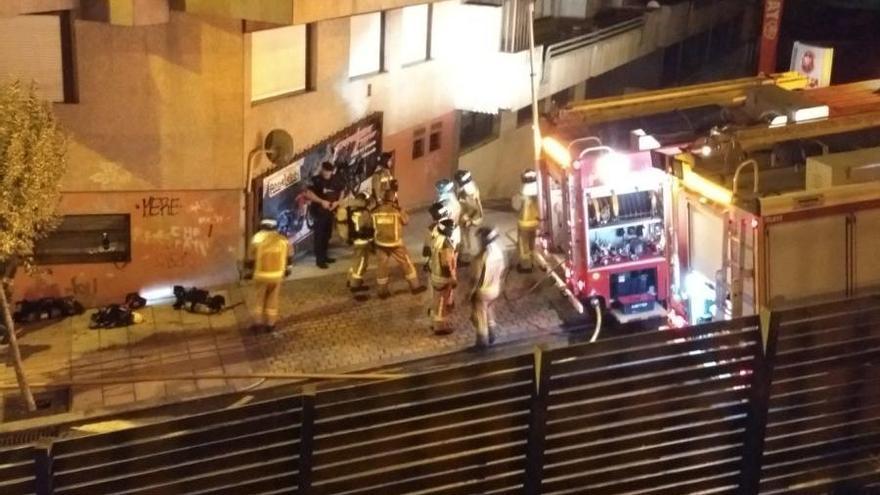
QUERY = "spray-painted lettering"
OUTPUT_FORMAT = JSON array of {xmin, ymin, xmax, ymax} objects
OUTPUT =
[{"xmin": 140, "ymin": 196, "xmax": 181, "ymax": 217}]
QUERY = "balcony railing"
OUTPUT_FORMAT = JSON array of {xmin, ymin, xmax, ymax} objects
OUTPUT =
[{"xmin": 541, "ymin": 16, "xmax": 645, "ymax": 84}]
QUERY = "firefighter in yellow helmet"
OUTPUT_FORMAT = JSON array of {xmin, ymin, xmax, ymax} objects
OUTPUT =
[
  {"xmin": 245, "ymin": 218, "xmax": 292, "ymax": 332},
  {"xmin": 372, "ymin": 182, "xmax": 425, "ymax": 298},
  {"xmin": 347, "ymin": 191, "xmax": 373, "ymax": 300},
  {"xmin": 470, "ymin": 226, "xmax": 505, "ymax": 348},
  {"xmin": 428, "ymin": 218, "xmax": 458, "ymax": 335},
  {"xmin": 517, "ymin": 169, "xmax": 540, "ymax": 273},
  {"xmin": 454, "ymin": 170, "xmax": 483, "ymax": 266}
]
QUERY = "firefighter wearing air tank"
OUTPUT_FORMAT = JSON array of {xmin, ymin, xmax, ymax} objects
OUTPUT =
[
  {"xmin": 454, "ymin": 170, "xmax": 483, "ymax": 265},
  {"xmin": 347, "ymin": 192, "xmax": 373, "ymax": 295},
  {"xmin": 371, "ymin": 152, "xmax": 396, "ymax": 207},
  {"xmin": 517, "ymin": 170, "xmax": 540, "ymax": 272},
  {"xmin": 428, "ymin": 219, "xmax": 458, "ymax": 334},
  {"xmin": 470, "ymin": 226, "xmax": 505, "ymax": 348},
  {"xmin": 372, "ymin": 183, "xmax": 425, "ymax": 298},
  {"xmin": 246, "ymin": 219, "xmax": 292, "ymax": 332}
]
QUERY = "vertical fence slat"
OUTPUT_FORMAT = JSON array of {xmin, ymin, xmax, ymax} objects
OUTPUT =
[
  {"xmin": 33, "ymin": 438, "xmax": 53, "ymax": 495},
  {"xmin": 524, "ymin": 346, "xmax": 551, "ymax": 495},
  {"xmin": 737, "ymin": 310, "xmax": 781, "ymax": 494},
  {"xmin": 298, "ymin": 386, "xmax": 317, "ymax": 495}
]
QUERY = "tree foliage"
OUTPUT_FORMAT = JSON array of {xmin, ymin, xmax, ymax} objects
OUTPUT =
[{"xmin": 0, "ymin": 81, "xmax": 67, "ymax": 264}]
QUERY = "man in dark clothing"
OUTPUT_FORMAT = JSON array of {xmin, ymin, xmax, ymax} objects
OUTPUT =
[{"xmin": 305, "ymin": 162, "xmax": 343, "ymax": 269}]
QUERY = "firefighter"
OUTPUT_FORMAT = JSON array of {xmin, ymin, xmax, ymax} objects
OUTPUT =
[
  {"xmin": 422, "ymin": 201, "xmax": 460, "ymax": 312},
  {"xmin": 371, "ymin": 152, "xmax": 396, "ymax": 207},
  {"xmin": 347, "ymin": 192, "xmax": 373, "ymax": 298},
  {"xmin": 470, "ymin": 226, "xmax": 505, "ymax": 348},
  {"xmin": 245, "ymin": 219, "xmax": 292, "ymax": 332},
  {"xmin": 454, "ymin": 170, "xmax": 483, "ymax": 265},
  {"xmin": 517, "ymin": 169, "xmax": 540, "ymax": 273},
  {"xmin": 372, "ymin": 184, "xmax": 425, "ymax": 299},
  {"xmin": 428, "ymin": 218, "xmax": 458, "ymax": 335},
  {"xmin": 435, "ymin": 179, "xmax": 462, "ymax": 229}
]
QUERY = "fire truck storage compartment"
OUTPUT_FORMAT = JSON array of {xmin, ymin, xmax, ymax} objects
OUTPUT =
[
  {"xmin": 587, "ymin": 189, "xmax": 664, "ymax": 267},
  {"xmin": 610, "ymin": 268, "xmax": 659, "ymax": 314},
  {"xmin": 766, "ymin": 216, "xmax": 847, "ymax": 306}
]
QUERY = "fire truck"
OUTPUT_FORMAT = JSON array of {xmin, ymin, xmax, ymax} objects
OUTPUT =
[{"xmin": 537, "ymin": 75, "xmax": 880, "ymax": 325}]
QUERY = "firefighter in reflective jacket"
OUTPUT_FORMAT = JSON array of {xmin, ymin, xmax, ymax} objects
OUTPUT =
[
  {"xmin": 371, "ymin": 152, "xmax": 396, "ymax": 208},
  {"xmin": 454, "ymin": 170, "xmax": 483, "ymax": 265},
  {"xmin": 429, "ymin": 219, "xmax": 458, "ymax": 334},
  {"xmin": 347, "ymin": 192, "xmax": 373, "ymax": 297},
  {"xmin": 517, "ymin": 170, "xmax": 540, "ymax": 273},
  {"xmin": 372, "ymin": 184, "xmax": 425, "ymax": 299},
  {"xmin": 422, "ymin": 201, "xmax": 461, "ymax": 263},
  {"xmin": 246, "ymin": 219, "xmax": 292, "ymax": 332},
  {"xmin": 470, "ymin": 227, "xmax": 505, "ymax": 348}
]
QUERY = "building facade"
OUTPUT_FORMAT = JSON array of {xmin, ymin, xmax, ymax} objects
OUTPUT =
[{"xmin": 1, "ymin": 0, "xmax": 758, "ymax": 305}]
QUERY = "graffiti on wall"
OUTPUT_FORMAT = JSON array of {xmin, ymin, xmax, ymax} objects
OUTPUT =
[
  {"xmin": 138, "ymin": 196, "xmax": 181, "ymax": 217},
  {"xmin": 134, "ymin": 196, "xmax": 230, "ymax": 270}
]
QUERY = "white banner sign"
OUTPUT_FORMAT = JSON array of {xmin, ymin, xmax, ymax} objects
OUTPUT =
[
  {"xmin": 790, "ymin": 41, "xmax": 834, "ymax": 89},
  {"xmin": 263, "ymin": 158, "xmax": 303, "ymax": 199}
]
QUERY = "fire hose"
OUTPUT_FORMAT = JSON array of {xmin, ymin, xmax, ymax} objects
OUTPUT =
[{"xmin": 500, "ymin": 229, "xmax": 603, "ymax": 343}]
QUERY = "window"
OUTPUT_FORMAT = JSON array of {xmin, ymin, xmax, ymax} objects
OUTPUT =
[
  {"xmin": 250, "ymin": 25, "xmax": 310, "ymax": 102},
  {"xmin": 35, "ymin": 214, "xmax": 131, "ymax": 265},
  {"xmin": 400, "ymin": 4, "xmax": 431, "ymax": 65},
  {"xmin": 349, "ymin": 12, "xmax": 384, "ymax": 78},
  {"xmin": 551, "ymin": 87, "xmax": 574, "ymax": 109},
  {"xmin": 517, "ymin": 105, "xmax": 534, "ymax": 127},
  {"xmin": 459, "ymin": 110, "xmax": 499, "ymax": 151},
  {"xmin": 412, "ymin": 128, "xmax": 426, "ymax": 160},
  {"xmin": 429, "ymin": 122, "xmax": 442, "ymax": 152},
  {"xmin": 0, "ymin": 13, "xmax": 77, "ymax": 103}
]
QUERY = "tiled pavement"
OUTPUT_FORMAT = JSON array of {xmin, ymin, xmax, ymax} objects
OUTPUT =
[{"xmin": 0, "ymin": 207, "xmax": 574, "ymax": 420}]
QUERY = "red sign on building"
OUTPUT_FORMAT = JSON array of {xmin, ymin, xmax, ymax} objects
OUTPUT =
[{"xmin": 758, "ymin": 0, "xmax": 785, "ymax": 74}]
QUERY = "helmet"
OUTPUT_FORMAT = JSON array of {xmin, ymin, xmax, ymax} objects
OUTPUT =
[
  {"xmin": 435, "ymin": 179, "xmax": 454, "ymax": 196},
  {"xmin": 437, "ymin": 219, "xmax": 456, "ymax": 238},
  {"xmin": 377, "ymin": 152, "xmax": 393, "ymax": 169},
  {"xmin": 521, "ymin": 169, "xmax": 538, "ymax": 184},
  {"xmin": 355, "ymin": 191, "xmax": 369, "ymax": 202},
  {"xmin": 476, "ymin": 226, "xmax": 499, "ymax": 246},
  {"xmin": 453, "ymin": 170, "xmax": 473, "ymax": 187},
  {"xmin": 259, "ymin": 218, "xmax": 278, "ymax": 230},
  {"xmin": 429, "ymin": 201, "xmax": 450, "ymax": 221}
]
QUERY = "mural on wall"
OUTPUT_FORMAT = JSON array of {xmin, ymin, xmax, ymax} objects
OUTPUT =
[{"xmin": 258, "ymin": 113, "xmax": 383, "ymax": 245}]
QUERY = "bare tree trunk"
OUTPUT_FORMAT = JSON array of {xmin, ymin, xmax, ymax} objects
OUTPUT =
[{"xmin": 0, "ymin": 277, "xmax": 36, "ymax": 412}]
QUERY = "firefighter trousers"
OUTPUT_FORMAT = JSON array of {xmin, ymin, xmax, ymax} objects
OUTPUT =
[
  {"xmin": 348, "ymin": 243, "xmax": 371, "ymax": 289},
  {"xmin": 471, "ymin": 294, "xmax": 498, "ymax": 346},
  {"xmin": 375, "ymin": 245, "xmax": 419, "ymax": 290},
  {"xmin": 431, "ymin": 281, "xmax": 455, "ymax": 333},
  {"xmin": 257, "ymin": 281, "xmax": 281, "ymax": 327},
  {"xmin": 517, "ymin": 226, "xmax": 537, "ymax": 270}
]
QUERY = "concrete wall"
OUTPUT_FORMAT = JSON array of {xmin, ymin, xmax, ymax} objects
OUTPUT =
[
  {"xmin": 14, "ymin": 190, "xmax": 241, "ymax": 306},
  {"xmin": 244, "ymin": 1, "xmax": 459, "ymax": 208},
  {"xmin": 459, "ymin": 110, "xmax": 533, "ymax": 201},
  {"xmin": 55, "ymin": 12, "xmax": 245, "ymax": 192}
]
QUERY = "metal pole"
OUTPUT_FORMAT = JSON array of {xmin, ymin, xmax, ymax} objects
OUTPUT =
[{"xmin": 527, "ymin": 1, "xmax": 547, "ymax": 232}]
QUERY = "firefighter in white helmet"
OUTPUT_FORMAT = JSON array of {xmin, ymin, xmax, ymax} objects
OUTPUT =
[
  {"xmin": 517, "ymin": 170, "xmax": 540, "ymax": 272},
  {"xmin": 245, "ymin": 218, "xmax": 292, "ymax": 332},
  {"xmin": 470, "ymin": 226, "xmax": 505, "ymax": 348},
  {"xmin": 454, "ymin": 170, "xmax": 484, "ymax": 266},
  {"xmin": 347, "ymin": 191, "xmax": 373, "ymax": 299},
  {"xmin": 428, "ymin": 218, "xmax": 458, "ymax": 334},
  {"xmin": 435, "ymin": 179, "xmax": 462, "ymax": 230},
  {"xmin": 372, "ymin": 183, "xmax": 425, "ymax": 299}
]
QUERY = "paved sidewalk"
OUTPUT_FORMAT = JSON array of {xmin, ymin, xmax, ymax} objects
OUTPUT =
[{"xmin": 0, "ymin": 206, "xmax": 575, "ymax": 420}]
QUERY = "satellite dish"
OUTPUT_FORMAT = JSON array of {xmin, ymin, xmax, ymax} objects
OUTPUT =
[{"xmin": 264, "ymin": 129, "xmax": 294, "ymax": 166}]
